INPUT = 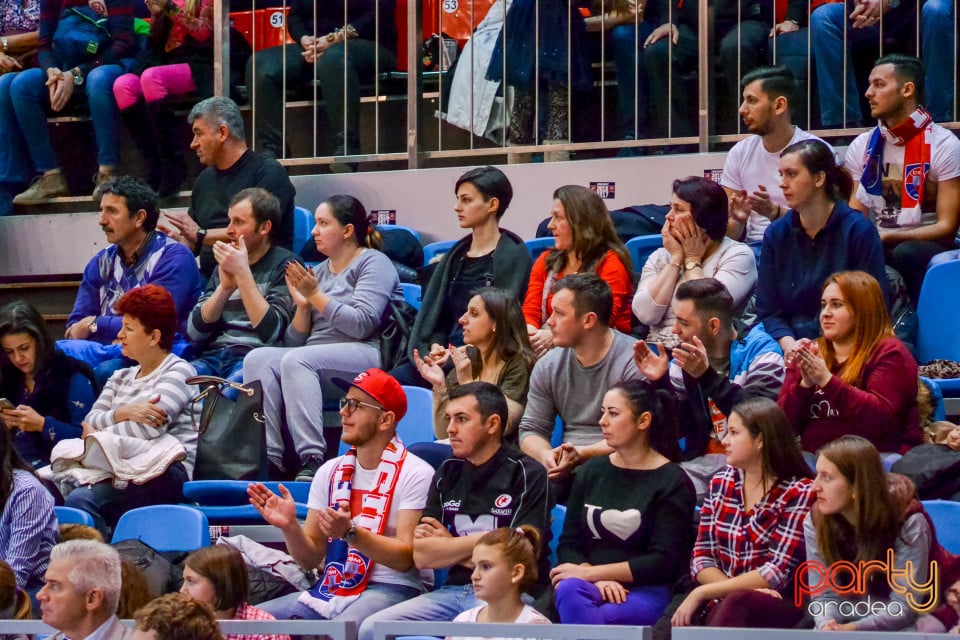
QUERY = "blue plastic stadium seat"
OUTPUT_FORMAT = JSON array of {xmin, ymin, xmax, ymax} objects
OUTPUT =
[
  {"xmin": 54, "ymin": 505, "xmax": 95, "ymax": 527},
  {"xmin": 625, "ymin": 234, "xmax": 663, "ymax": 273},
  {"xmin": 922, "ymin": 499, "xmax": 960, "ymax": 554},
  {"xmin": 549, "ymin": 504, "xmax": 566, "ymax": 566},
  {"xmin": 183, "ymin": 480, "xmax": 310, "ymax": 505},
  {"xmin": 378, "ymin": 225, "xmax": 421, "ymax": 243},
  {"xmin": 422, "ymin": 240, "xmax": 456, "ymax": 266},
  {"xmin": 525, "ymin": 237, "xmax": 555, "ymax": 261},
  {"xmin": 293, "ymin": 206, "xmax": 314, "ymax": 251},
  {"xmin": 916, "ymin": 261, "xmax": 960, "ymax": 399},
  {"xmin": 401, "ymin": 283, "xmax": 422, "ymax": 310},
  {"xmin": 112, "ymin": 505, "xmax": 210, "ymax": 551}
]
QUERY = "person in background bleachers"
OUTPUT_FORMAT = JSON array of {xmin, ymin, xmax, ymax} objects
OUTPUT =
[
  {"xmin": 133, "ymin": 594, "xmax": 222, "ymax": 640},
  {"xmin": 446, "ymin": 527, "xmax": 551, "ymax": 637},
  {"xmin": 519, "ymin": 274, "xmax": 641, "ymax": 493},
  {"xmin": 633, "ymin": 177, "xmax": 755, "ymax": 345},
  {"xmin": 844, "ymin": 54, "xmax": 960, "ymax": 305},
  {"xmin": 809, "ymin": 0, "xmax": 916, "ymax": 128},
  {"xmin": 59, "ymin": 176, "xmax": 202, "ymax": 383},
  {"xmin": 179, "ymin": 545, "xmax": 289, "ymax": 640},
  {"xmin": 416, "ymin": 287, "xmax": 536, "ymax": 440},
  {"xmin": 0, "ymin": 301, "xmax": 97, "ymax": 469},
  {"xmin": 39, "ymin": 541, "xmax": 130, "ymax": 640},
  {"xmin": 0, "ymin": 559, "xmax": 33, "ymax": 631},
  {"xmin": 525, "ymin": 185, "xmax": 633, "ymax": 356},
  {"xmin": 242, "ymin": 194, "xmax": 402, "ymax": 481},
  {"xmin": 57, "ymin": 524, "xmax": 102, "ymax": 542},
  {"xmin": 755, "ymin": 139, "xmax": 888, "ymax": 354},
  {"xmin": 552, "ymin": 380, "xmax": 695, "ymax": 625},
  {"xmin": 778, "ymin": 270, "xmax": 921, "ymax": 454},
  {"xmin": 0, "ymin": 0, "xmax": 40, "ymax": 216},
  {"xmin": 663, "ymin": 397, "xmax": 813, "ymax": 631},
  {"xmin": 187, "ymin": 188, "xmax": 298, "ymax": 380},
  {"xmin": 159, "ymin": 96, "xmax": 296, "ymax": 279},
  {"xmin": 3, "ymin": 0, "xmax": 137, "ymax": 204},
  {"xmin": 722, "ymin": 66, "xmax": 831, "ymax": 243},
  {"xmin": 248, "ymin": 369, "xmax": 434, "ymax": 626},
  {"xmin": 58, "ymin": 285, "xmax": 198, "ymax": 537},
  {"xmin": 245, "ymin": 0, "xmax": 396, "ymax": 169},
  {"xmin": 0, "ymin": 424, "xmax": 56, "ymax": 595},
  {"xmin": 113, "ymin": 0, "xmax": 214, "ymax": 197},
  {"xmin": 633, "ymin": 279, "xmax": 784, "ymax": 502},
  {"xmin": 357, "ymin": 382, "xmax": 553, "ymax": 640},
  {"xmin": 804, "ymin": 436, "xmax": 935, "ymax": 631},
  {"xmin": 394, "ymin": 166, "xmax": 531, "ymax": 388},
  {"xmin": 921, "ymin": 0, "xmax": 955, "ymax": 124}
]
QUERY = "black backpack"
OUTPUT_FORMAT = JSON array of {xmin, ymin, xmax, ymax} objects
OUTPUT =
[{"xmin": 378, "ymin": 300, "xmax": 419, "ymax": 371}]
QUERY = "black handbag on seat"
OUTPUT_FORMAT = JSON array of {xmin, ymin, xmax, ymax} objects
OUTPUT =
[{"xmin": 187, "ymin": 375, "xmax": 268, "ymax": 481}]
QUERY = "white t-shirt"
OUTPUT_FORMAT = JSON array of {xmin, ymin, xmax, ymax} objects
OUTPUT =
[
  {"xmin": 308, "ymin": 450, "xmax": 434, "ymax": 589},
  {"xmin": 845, "ymin": 123, "xmax": 960, "ymax": 230},
  {"xmin": 446, "ymin": 604, "xmax": 551, "ymax": 640},
  {"xmin": 721, "ymin": 127, "xmax": 827, "ymax": 242}
]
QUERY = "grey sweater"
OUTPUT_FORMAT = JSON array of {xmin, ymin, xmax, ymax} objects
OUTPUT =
[
  {"xmin": 519, "ymin": 330, "xmax": 641, "ymax": 447},
  {"xmin": 285, "ymin": 249, "xmax": 402, "ymax": 347}
]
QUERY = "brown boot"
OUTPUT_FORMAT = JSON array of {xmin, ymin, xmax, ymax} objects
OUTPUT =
[
  {"xmin": 92, "ymin": 168, "xmax": 118, "ymax": 199},
  {"xmin": 12, "ymin": 171, "xmax": 69, "ymax": 205}
]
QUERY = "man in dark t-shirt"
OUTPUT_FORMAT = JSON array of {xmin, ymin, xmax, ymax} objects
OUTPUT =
[
  {"xmin": 159, "ymin": 96, "xmax": 296, "ymax": 278},
  {"xmin": 357, "ymin": 382, "xmax": 554, "ymax": 640}
]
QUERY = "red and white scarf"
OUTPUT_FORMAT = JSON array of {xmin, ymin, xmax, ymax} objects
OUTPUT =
[
  {"xmin": 299, "ymin": 437, "xmax": 407, "ymax": 617},
  {"xmin": 857, "ymin": 107, "xmax": 932, "ymax": 228}
]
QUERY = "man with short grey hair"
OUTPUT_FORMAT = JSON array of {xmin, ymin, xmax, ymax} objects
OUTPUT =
[
  {"xmin": 37, "ymin": 540, "xmax": 131, "ymax": 640},
  {"xmin": 160, "ymin": 96, "xmax": 296, "ymax": 279}
]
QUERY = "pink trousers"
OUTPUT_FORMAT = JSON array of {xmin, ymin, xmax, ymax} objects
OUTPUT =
[{"xmin": 113, "ymin": 63, "xmax": 197, "ymax": 111}]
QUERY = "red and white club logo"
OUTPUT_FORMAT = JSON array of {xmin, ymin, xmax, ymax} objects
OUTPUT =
[{"xmin": 494, "ymin": 494, "xmax": 512, "ymax": 508}]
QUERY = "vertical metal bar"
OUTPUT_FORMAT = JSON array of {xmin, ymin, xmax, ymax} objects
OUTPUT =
[
  {"xmin": 405, "ymin": 0, "xmax": 422, "ymax": 167},
  {"xmin": 666, "ymin": 0, "xmax": 672, "ymax": 138},
  {"xmin": 313, "ymin": 0, "xmax": 318, "ymax": 158},
  {"xmin": 696, "ymin": 0, "xmax": 708, "ymax": 150},
  {"xmin": 534, "ymin": 0, "xmax": 540, "ymax": 145},
  {"xmin": 501, "ymin": 0, "xmax": 509, "ymax": 147},
  {"xmin": 342, "ymin": 0, "xmax": 349, "ymax": 156},
  {"xmin": 280, "ymin": 0, "xmax": 288, "ymax": 158},
  {"xmin": 806, "ymin": 0, "xmax": 811, "ymax": 130},
  {"xmin": 374, "ymin": 0, "xmax": 380, "ymax": 154},
  {"xmin": 599, "ymin": 0, "xmax": 606, "ymax": 142},
  {"xmin": 214, "ymin": 0, "xmax": 230, "ymax": 97},
  {"xmin": 841, "ymin": 3, "xmax": 847, "ymax": 128}
]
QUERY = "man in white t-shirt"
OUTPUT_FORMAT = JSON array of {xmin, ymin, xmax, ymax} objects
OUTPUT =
[
  {"xmin": 845, "ymin": 54, "xmax": 960, "ymax": 303},
  {"xmin": 249, "ymin": 368, "xmax": 434, "ymax": 622},
  {"xmin": 722, "ymin": 65, "xmax": 831, "ymax": 243}
]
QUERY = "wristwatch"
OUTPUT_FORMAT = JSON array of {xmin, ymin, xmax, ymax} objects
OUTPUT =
[
  {"xmin": 344, "ymin": 523, "xmax": 359, "ymax": 543},
  {"xmin": 684, "ymin": 261, "xmax": 702, "ymax": 270},
  {"xmin": 88, "ymin": 317, "xmax": 98, "ymax": 335},
  {"xmin": 71, "ymin": 68, "xmax": 84, "ymax": 86},
  {"xmin": 194, "ymin": 228, "xmax": 208, "ymax": 256}
]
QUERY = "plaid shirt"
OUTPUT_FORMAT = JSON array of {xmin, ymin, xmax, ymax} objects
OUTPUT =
[
  {"xmin": 691, "ymin": 466, "xmax": 813, "ymax": 592},
  {"xmin": 227, "ymin": 602, "xmax": 291, "ymax": 640}
]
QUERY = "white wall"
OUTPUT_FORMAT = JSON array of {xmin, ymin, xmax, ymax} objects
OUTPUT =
[{"xmin": 0, "ymin": 153, "xmax": 734, "ymax": 277}]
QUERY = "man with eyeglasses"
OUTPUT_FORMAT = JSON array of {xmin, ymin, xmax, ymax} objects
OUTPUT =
[
  {"xmin": 358, "ymin": 381, "xmax": 554, "ymax": 640},
  {"xmin": 247, "ymin": 368, "xmax": 435, "ymax": 624}
]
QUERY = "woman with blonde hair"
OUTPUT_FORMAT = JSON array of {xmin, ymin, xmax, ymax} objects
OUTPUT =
[
  {"xmin": 805, "ymin": 435, "xmax": 935, "ymax": 631},
  {"xmin": 524, "ymin": 185, "xmax": 633, "ymax": 356},
  {"xmin": 778, "ymin": 270, "xmax": 921, "ymax": 454}
]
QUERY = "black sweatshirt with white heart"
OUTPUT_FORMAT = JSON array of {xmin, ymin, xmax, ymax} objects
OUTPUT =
[{"xmin": 557, "ymin": 456, "xmax": 695, "ymax": 586}]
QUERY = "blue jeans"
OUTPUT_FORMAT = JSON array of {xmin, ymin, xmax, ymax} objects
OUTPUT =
[
  {"xmin": 0, "ymin": 71, "xmax": 31, "ymax": 206},
  {"xmin": 555, "ymin": 577, "xmax": 670, "ymax": 625},
  {"xmin": 922, "ymin": 0, "xmax": 955, "ymax": 122},
  {"xmin": 258, "ymin": 583, "xmax": 422, "ymax": 622},
  {"xmin": 810, "ymin": 2, "xmax": 876, "ymax": 127},
  {"xmin": 191, "ymin": 346, "xmax": 248, "ymax": 381},
  {"xmin": 7, "ymin": 64, "xmax": 125, "ymax": 173},
  {"xmin": 357, "ymin": 583, "xmax": 482, "ymax": 640},
  {"xmin": 608, "ymin": 21, "xmax": 655, "ymax": 139}
]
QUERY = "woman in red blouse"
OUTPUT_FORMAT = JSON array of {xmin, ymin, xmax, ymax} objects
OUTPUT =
[
  {"xmin": 777, "ymin": 270, "xmax": 922, "ymax": 454},
  {"xmin": 523, "ymin": 184, "xmax": 633, "ymax": 357},
  {"xmin": 669, "ymin": 396, "xmax": 814, "ymax": 629}
]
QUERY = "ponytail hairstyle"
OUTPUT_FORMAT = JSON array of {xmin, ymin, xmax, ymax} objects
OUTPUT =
[
  {"xmin": 780, "ymin": 139, "xmax": 853, "ymax": 203},
  {"xmin": 607, "ymin": 379, "xmax": 681, "ymax": 461},
  {"xmin": 476, "ymin": 526, "xmax": 543, "ymax": 592},
  {"xmin": 323, "ymin": 194, "xmax": 383, "ymax": 250}
]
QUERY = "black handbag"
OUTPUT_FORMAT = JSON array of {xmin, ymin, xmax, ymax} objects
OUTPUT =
[
  {"xmin": 378, "ymin": 299, "xmax": 419, "ymax": 371},
  {"xmin": 187, "ymin": 375, "xmax": 268, "ymax": 481}
]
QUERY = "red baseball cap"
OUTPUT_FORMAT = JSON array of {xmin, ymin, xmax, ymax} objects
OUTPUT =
[{"xmin": 332, "ymin": 368, "xmax": 407, "ymax": 421}]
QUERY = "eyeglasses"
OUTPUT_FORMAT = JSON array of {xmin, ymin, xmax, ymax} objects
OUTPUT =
[{"xmin": 339, "ymin": 397, "xmax": 384, "ymax": 415}]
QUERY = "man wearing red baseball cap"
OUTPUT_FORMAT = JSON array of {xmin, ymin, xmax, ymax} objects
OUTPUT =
[{"xmin": 248, "ymin": 368, "xmax": 434, "ymax": 623}]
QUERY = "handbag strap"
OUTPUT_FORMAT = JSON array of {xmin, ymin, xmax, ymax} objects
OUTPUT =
[{"xmin": 186, "ymin": 375, "xmax": 259, "ymax": 434}]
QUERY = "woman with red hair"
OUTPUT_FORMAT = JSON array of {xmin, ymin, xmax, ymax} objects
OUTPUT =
[
  {"xmin": 777, "ymin": 271, "xmax": 922, "ymax": 454},
  {"xmin": 57, "ymin": 284, "xmax": 198, "ymax": 537}
]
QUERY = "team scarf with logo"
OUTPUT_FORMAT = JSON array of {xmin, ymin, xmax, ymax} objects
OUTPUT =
[
  {"xmin": 299, "ymin": 437, "xmax": 408, "ymax": 617},
  {"xmin": 857, "ymin": 107, "xmax": 932, "ymax": 227}
]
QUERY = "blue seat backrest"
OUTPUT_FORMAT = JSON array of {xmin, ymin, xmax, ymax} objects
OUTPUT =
[
  {"xmin": 917, "ymin": 260, "xmax": 960, "ymax": 364},
  {"xmin": 625, "ymin": 234, "xmax": 663, "ymax": 273}
]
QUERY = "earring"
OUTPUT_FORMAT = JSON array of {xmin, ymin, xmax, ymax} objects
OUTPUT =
[{"xmin": 512, "ymin": 578, "xmax": 518, "ymax": 584}]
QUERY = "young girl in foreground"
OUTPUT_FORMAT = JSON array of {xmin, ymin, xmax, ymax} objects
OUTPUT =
[
  {"xmin": 806, "ymin": 435, "xmax": 935, "ymax": 631},
  {"xmin": 446, "ymin": 526, "xmax": 550, "ymax": 640}
]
